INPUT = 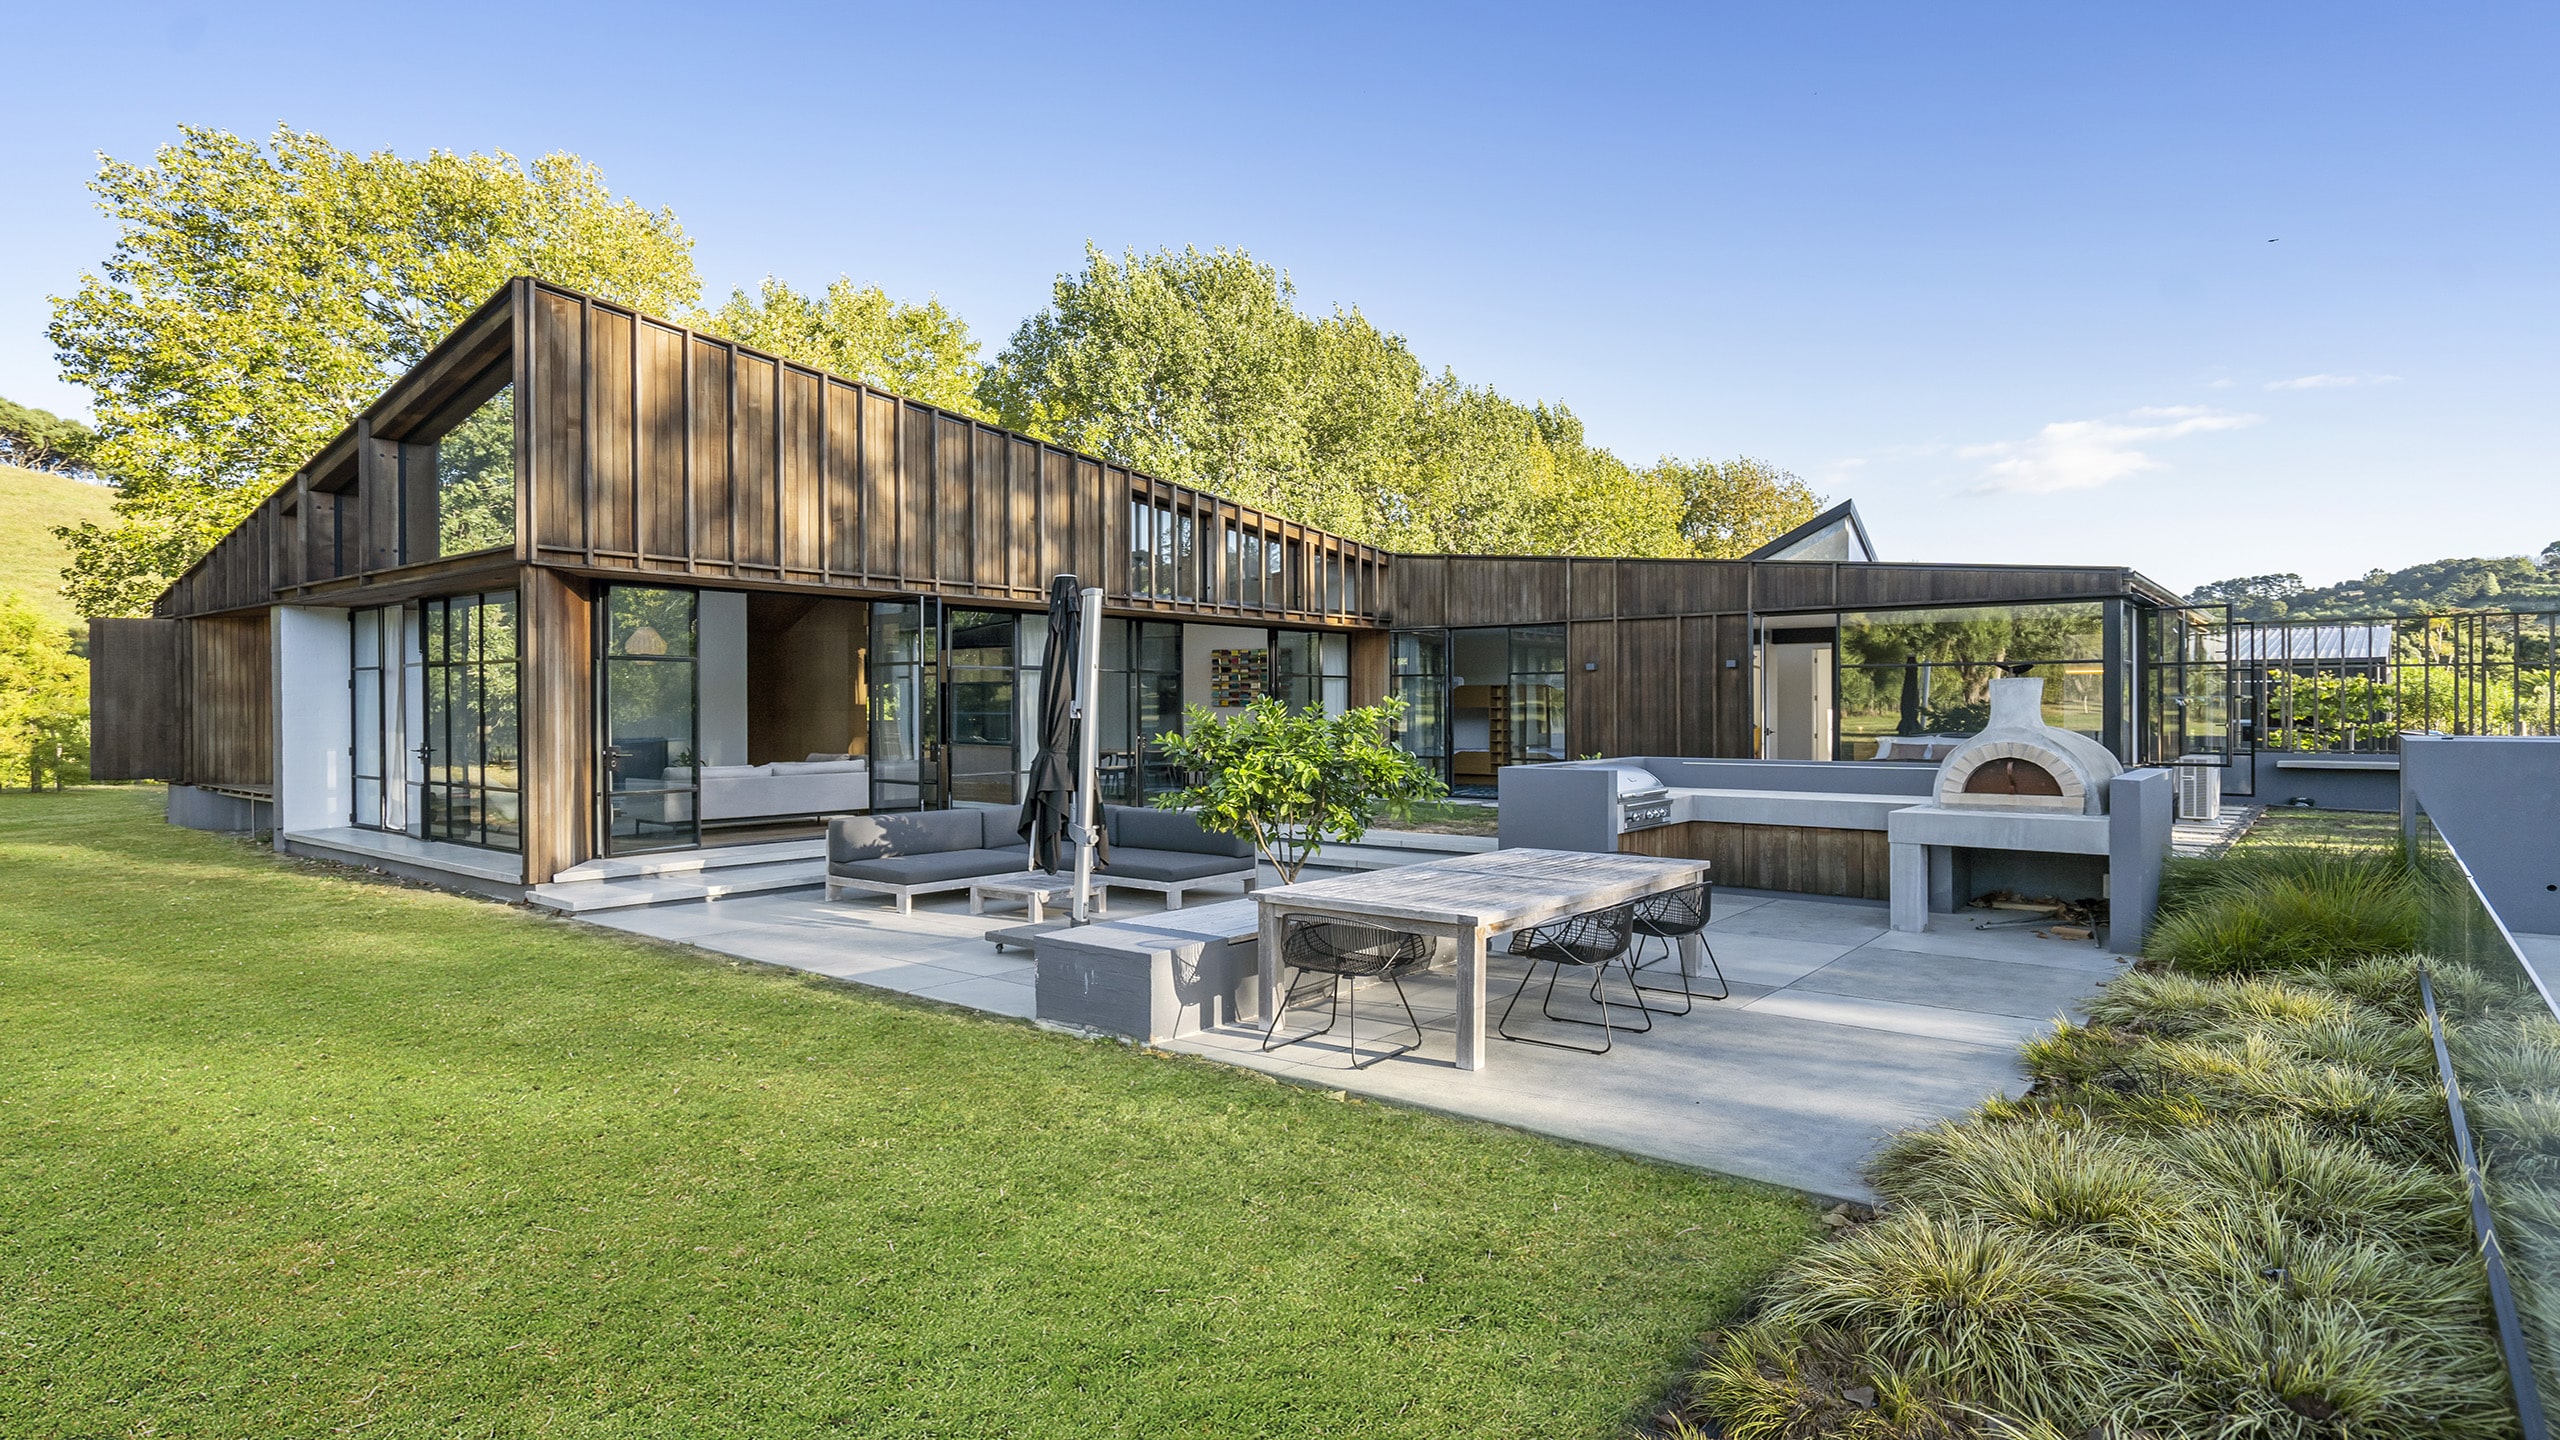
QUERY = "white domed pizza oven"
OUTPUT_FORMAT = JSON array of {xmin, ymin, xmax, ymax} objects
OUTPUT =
[{"xmin": 1931, "ymin": 677, "xmax": 2123, "ymax": 816}]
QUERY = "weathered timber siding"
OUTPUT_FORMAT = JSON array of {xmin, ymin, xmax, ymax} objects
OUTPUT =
[{"xmin": 1620, "ymin": 820, "xmax": 1890, "ymax": 900}]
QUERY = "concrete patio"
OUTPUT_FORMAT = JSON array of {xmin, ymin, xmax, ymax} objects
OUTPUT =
[{"xmin": 577, "ymin": 879, "xmax": 2129, "ymax": 1203}]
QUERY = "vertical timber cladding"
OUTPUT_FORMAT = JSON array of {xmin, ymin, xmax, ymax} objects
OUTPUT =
[
  {"xmin": 186, "ymin": 612, "xmax": 274, "ymax": 789},
  {"xmin": 87, "ymin": 618, "xmax": 185, "ymax": 780},
  {"xmin": 518, "ymin": 281, "xmax": 1376, "ymax": 610},
  {"xmin": 1620, "ymin": 820, "xmax": 1890, "ymax": 900},
  {"xmin": 521, "ymin": 567, "xmax": 593, "ymax": 884}
]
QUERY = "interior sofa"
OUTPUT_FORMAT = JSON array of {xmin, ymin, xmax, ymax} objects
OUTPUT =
[
  {"xmin": 825, "ymin": 809, "xmax": 1027, "ymax": 913},
  {"xmin": 680, "ymin": 755, "xmax": 868, "ymax": 822},
  {"xmin": 1098, "ymin": 805, "xmax": 1259, "ymax": 909}
]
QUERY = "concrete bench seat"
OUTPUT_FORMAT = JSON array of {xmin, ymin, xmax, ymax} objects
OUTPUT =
[{"xmin": 1032, "ymin": 899, "xmax": 1264, "ymax": 1041}]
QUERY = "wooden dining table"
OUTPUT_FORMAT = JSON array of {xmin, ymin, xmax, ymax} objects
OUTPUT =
[{"xmin": 1252, "ymin": 847, "xmax": 1714, "ymax": 1072}]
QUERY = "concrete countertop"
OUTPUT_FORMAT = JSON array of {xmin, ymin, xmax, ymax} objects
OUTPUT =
[{"xmin": 1664, "ymin": 786, "xmax": 1925, "ymax": 832}]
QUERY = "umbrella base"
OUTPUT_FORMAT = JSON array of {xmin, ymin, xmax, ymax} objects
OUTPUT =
[{"xmin": 985, "ymin": 916, "xmax": 1099, "ymax": 952}]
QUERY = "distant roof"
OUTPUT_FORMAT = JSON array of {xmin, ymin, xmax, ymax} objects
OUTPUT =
[
  {"xmin": 1746, "ymin": 500, "xmax": 1875, "ymax": 562},
  {"xmin": 2229, "ymin": 623, "xmax": 2397, "ymax": 662}
]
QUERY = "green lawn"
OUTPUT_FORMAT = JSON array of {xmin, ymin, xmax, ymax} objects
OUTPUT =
[
  {"xmin": 0, "ymin": 461, "xmax": 115, "ymax": 633},
  {"xmin": 1383, "ymin": 798, "xmax": 1500, "ymax": 838},
  {"xmin": 0, "ymin": 788, "xmax": 1810, "ymax": 1438},
  {"xmin": 2228, "ymin": 802, "xmax": 2405, "ymax": 860}
]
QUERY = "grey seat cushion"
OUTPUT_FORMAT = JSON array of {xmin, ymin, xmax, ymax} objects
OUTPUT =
[
  {"xmin": 829, "ymin": 809, "xmax": 985, "ymax": 863},
  {"xmin": 832, "ymin": 847, "xmax": 1025, "ymax": 886},
  {"xmin": 1104, "ymin": 805, "xmax": 1255, "ymax": 859},
  {"xmin": 1102, "ymin": 847, "xmax": 1256, "ymax": 883}
]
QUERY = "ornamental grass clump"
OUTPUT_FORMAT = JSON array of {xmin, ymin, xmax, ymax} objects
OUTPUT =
[{"xmin": 1682, "ymin": 840, "xmax": 2515, "ymax": 1440}]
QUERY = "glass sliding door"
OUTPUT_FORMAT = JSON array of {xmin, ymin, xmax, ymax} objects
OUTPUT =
[
  {"xmin": 349, "ymin": 605, "xmax": 406, "ymax": 831},
  {"xmin": 417, "ymin": 591, "xmax": 521, "ymax": 851},
  {"xmin": 869, "ymin": 599, "xmax": 939, "ymax": 812},
  {"xmin": 598, "ymin": 585, "xmax": 700, "ymax": 855},
  {"xmin": 1508, "ymin": 624, "xmax": 1568, "ymax": 767},
  {"xmin": 1389, "ymin": 630, "xmax": 1449, "ymax": 784},
  {"xmin": 1274, "ymin": 630, "xmax": 1349, "ymax": 716},
  {"xmin": 945, "ymin": 608, "xmax": 1020, "ymax": 804}
]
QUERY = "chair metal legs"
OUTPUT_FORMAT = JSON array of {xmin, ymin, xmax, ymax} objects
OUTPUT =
[
  {"xmin": 1261, "ymin": 965, "xmax": 1423, "ymax": 1069},
  {"xmin": 1496, "ymin": 952, "xmax": 1652, "ymax": 1054},
  {"xmin": 1629, "ymin": 931, "xmax": 1730, "ymax": 1008}
]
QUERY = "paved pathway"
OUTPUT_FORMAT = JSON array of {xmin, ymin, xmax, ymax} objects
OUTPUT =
[{"xmin": 578, "ymin": 881, "xmax": 2129, "ymax": 1203}]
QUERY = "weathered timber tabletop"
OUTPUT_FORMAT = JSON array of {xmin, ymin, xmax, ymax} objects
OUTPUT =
[{"xmin": 1252, "ymin": 848, "xmax": 1711, "ymax": 1072}]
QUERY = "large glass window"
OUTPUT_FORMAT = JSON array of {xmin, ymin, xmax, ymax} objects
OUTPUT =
[
  {"xmin": 1834, "ymin": 602, "xmax": 2107, "ymax": 759},
  {"xmin": 869, "ymin": 599, "xmax": 940, "ymax": 812},
  {"xmin": 349, "ymin": 605, "xmax": 406, "ymax": 831},
  {"xmin": 1274, "ymin": 630, "xmax": 1349, "ymax": 716},
  {"xmin": 1388, "ymin": 630, "xmax": 1449, "ymax": 780},
  {"xmin": 419, "ymin": 591, "xmax": 521, "ymax": 851},
  {"xmin": 1093, "ymin": 619, "xmax": 1183, "ymax": 804},
  {"xmin": 946, "ymin": 609, "xmax": 1020, "ymax": 804},
  {"xmin": 600, "ymin": 586, "xmax": 699, "ymax": 854},
  {"xmin": 434, "ymin": 382, "xmax": 515, "ymax": 555},
  {"xmin": 1509, "ymin": 624, "xmax": 1567, "ymax": 765},
  {"xmin": 2141, "ymin": 603, "xmax": 2231, "ymax": 766}
]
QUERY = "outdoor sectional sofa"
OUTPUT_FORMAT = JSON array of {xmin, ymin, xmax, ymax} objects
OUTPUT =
[
  {"xmin": 824, "ymin": 810, "xmax": 1029, "ymax": 913},
  {"xmin": 1096, "ymin": 805, "xmax": 1259, "ymax": 909}
]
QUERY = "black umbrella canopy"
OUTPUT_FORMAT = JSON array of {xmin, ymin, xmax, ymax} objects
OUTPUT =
[
  {"xmin": 1017, "ymin": 574, "xmax": 1083, "ymax": 873},
  {"xmin": 1897, "ymin": 651, "xmax": 1924, "ymax": 736}
]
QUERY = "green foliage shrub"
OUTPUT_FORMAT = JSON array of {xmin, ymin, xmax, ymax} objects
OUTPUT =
[
  {"xmin": 1685, "ymin": 843, "xmax": 2511, "ymax": 1440},
  {"xmin": 2146, "ymin": 857, "xmax": 2420, "ymax": 976}
]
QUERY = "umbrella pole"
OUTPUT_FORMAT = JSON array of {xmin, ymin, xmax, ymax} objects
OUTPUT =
[{"xmin": 1071, "ymin": 586, "xmax": 1104, "ymax": 924}]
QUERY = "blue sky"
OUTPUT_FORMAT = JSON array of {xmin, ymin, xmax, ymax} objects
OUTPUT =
[{"xmin": 3, "ymin": 2, "xmax": 2552, "ymax": 593}]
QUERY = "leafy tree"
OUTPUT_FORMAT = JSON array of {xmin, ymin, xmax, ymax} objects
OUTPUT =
[
  {"xmin": 1656, "ymin": 456, "xmax": 1826, "ymax": 557},
  {"xmin": 698, "ymin": 277, "xmax": 988, "ymax": 417},
  {"xmin": 979, "ymin": 243, "xmax": 1802, "ymax": 560},
  {"xmin": 0, "ymin": 594, "xmax": 88, "ymax": 789},
  {"xmin": 1148, "ymin": 697, "xmax": 1446, "ymax": 883},
  {"xmin": 49, "ymin": 124, "xmax": 699, "ymax": 616},
  {"xmin": 0, "ymin": 396, "xmax": 100, "ymax": 478},
  {"xmin": 2187, "ymin": 572, "xmax": 2308, "ymax": 618}
]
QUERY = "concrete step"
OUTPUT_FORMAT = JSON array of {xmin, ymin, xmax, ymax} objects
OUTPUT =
[
  {"xmin": 528, "ymin": 858, "xmax": 825, "ymax": 914},
  {"xmin": 550, "ymin": 838, "xmax": 825, "ymax": 884}
]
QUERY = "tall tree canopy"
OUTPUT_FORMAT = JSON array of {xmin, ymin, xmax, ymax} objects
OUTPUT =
[
  {"xmin": 49, "ymin": 125, "xmax": 698, "ymax": 616},
  {"xmin": 977, "ymin": 245, "xmax": 1819, "ymax": 558},
  {"xmin": 698, "ymin": 277, "xmax": 986, "ymax": 418}
]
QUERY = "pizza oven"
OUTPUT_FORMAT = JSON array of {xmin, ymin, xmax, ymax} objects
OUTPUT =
[{"xmin": 1932, "ymin": 677, "xmax": 2123, "ymax": 816}]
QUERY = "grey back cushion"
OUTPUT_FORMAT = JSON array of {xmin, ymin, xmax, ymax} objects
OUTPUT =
[
  {"xmin": 1107, "ymin": 805, "xmax": 1254, "ymax": 858},
  {"xmin": 830, "ymin": 808, "xmax": 985, "ymax": 862}
]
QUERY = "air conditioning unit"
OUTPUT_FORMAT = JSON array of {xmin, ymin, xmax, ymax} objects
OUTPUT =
[{"xmin": 2174, "ymin": 757, "xmax": 2222, "ymax": 822}]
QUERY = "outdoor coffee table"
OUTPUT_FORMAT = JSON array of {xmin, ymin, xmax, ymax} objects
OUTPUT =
[
  {"xmin": 970, "ymin": 873, "xmax": 1104, "ymax": 924},
  {"xmin": 1253, "ymin": 848, "xmax": 1711, "ymax": 1073}
]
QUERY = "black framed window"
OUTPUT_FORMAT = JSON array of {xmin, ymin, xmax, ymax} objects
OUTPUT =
[{"xmin": 418, "ymin": 591, "xmax": 521, "ymax": 851}]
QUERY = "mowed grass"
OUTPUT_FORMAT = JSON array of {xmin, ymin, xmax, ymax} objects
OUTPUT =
[
  {"xmin": 0, "ymin": 789, "xmax": 1812, "ymax": 1438},
  {"xmin": 0, "ymin": 462, "xmax": 115, "ymax": 632}
]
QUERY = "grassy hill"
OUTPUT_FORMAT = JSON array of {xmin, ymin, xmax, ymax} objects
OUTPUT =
[{"xmin": 0, "ymin": 463, "xmax": 115, "ymax": 633}]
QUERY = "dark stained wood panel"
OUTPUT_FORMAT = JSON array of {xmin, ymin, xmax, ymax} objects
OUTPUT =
[
  {"xmin": 1037, "ymin": 447, "xmax": 1069, "ymax": 584},
  {"xmin": 824, "ymin": 381, "xmax": 863, "ymax": 576},
  {"xmin": 781, "ymin": 369, "xmax": 823, "ymax": 575},
  {"xmin": 900, "ymin": 404, "xmax": 937, "ymax": 580},
  {"xmin": 1566, "ymin": 621, "xmax": 1615, "ymax": 758},
  {"xmin": 1835, "ymin": 564, "xmax": 2128, "ymax": 610},
  {"xmin": 970, "ymin": 424, "xmax": 1006, "ymax": 588},
  {"xmin": 637, "ymin": 320, "xmax": 688, "ymax": 559},
  {"xmin": 733, "ymin": 353, "xmax": 778, "ymax": 572},
  {"xmin": 187, "ymin": 612, "xmax": 273, "ymax": 789},
  {"xmin": 689, "ymin": 340, "xmax": 733, "ymax": 564},
  {"xmin": 1752, "ymin": 562, "xmax": 1837, "ymax": 613},
  {"xmin": 1006, "ymin": 437, "xmax": 1038, "ymax": 589},
  {"xmin": 1614, "ymin": 617, "xmax": 1683, "ymax": 757},
  {"xmin": 1394, "ymin": 556, "xmax": 1448, "ymax": 629},
  {"xmin": 1620, "ymin": 820, "xmax": 1889, "ymax": 900},
  {"xmin": 862, "ymin": 391, "xmax": 900, "ymax": 578},
  {"xmin": 88, "ymin": 618, "xmax": 184, "ymax": 780},
  {"xmin": 1620, "ymin": 559, "xmax": 1748, "ymax": 617},
  {"xmin": 590, "ymin": 307, "xmax": 635, "ymax": 559},
  {"xmin": 521, "ymin": 567, "xmax": 592, "ymax": 884},
  {"xmin": 531, "ymin": 290, "xmax": 586, "ymax": 555},
  {"xmin": 1569, "ymin": 559, "xmax": 1618, "ymax": 620},
  {"xmin": 1445, "ymin": 557, "xmax": 1567, "ymax": 627}
]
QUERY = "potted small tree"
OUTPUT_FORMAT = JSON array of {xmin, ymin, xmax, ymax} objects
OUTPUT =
[{"xmin": 1148, "ymin": 697, "xmax": 1447, "ymax": 884}]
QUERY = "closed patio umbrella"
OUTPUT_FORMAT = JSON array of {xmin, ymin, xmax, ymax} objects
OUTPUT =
[
  {"xmin": 1017, "ymin": 574, "xmax": 1084, "ymax": 874},
  {"xmin": 1897, "ymin": 652, "xmax": 1924, "ymax": 736}
]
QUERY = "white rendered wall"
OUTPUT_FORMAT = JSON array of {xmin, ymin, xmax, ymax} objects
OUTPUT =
[
  {"xmin": 699, "ymin": 589, "xmax": 750, "ymax": 765},
  {"xmin": 273, "ymin": 606, "xmax": 353, "ymax": 837},
  {"xmin": 1180, "ymin": 624, "xmax": 1273, "ymax": 716}
]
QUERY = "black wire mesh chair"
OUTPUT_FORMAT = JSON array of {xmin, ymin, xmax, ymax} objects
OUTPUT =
[
  {"xmin": 1627, "ymin": 882, "xmax": 1730, "ymax": 1012},
  {"xmin": 1262, "ymin": 918, "xmax": 1432, "ymax": 1069},
  {"xmin": 1497, "ymin": 903, "xmax": 1646, "ymax": 1054}
]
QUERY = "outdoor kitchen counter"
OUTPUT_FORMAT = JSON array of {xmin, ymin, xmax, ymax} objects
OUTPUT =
[{"xmin": 1660, "ymin": 786, "xmax": 1924, "ymax": 832}]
